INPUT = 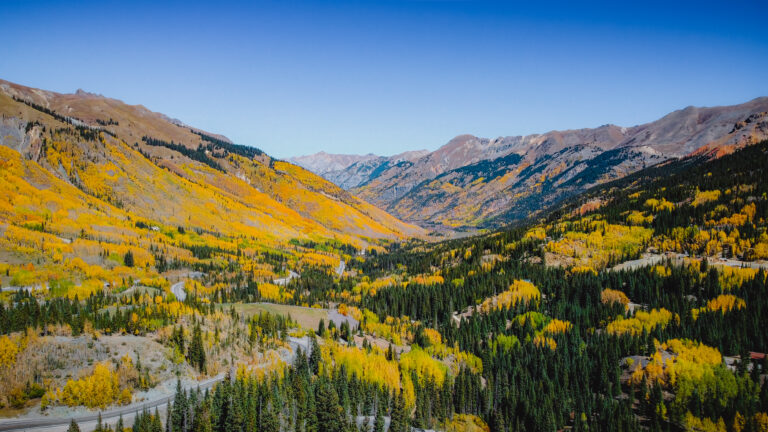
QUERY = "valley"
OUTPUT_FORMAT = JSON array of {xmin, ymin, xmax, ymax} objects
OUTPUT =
[{"xmin": 0, "ymin": 79, "xmax": 767, "ymax": 432}]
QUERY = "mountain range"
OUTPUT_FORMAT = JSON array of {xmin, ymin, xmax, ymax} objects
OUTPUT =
[
  {"xmin": 290, "ymin": 98, "xmax": 768, "ymax": 232},
  {"xmin": 0, "ymin": 78, "xmax": 423, "ymax": 256}
]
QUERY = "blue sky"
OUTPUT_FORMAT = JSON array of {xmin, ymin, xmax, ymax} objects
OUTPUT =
[{"xmin": 2, "ymin": 0, "xmax": 767, "ymax": 158}]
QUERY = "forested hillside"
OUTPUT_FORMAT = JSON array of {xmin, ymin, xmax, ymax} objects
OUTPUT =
[
  {"xmin": 293, "ymin": 99, "xmax": 768, "ymax": 233},
  {"xmin": 2, "ymin": 79, "xmax": 768, "ymax": 432}
]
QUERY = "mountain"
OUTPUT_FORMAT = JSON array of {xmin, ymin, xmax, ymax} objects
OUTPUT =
[
  {"xmin": 289, "ymin": 149, "xmax": 429, "ymax": 190},
  {"xmin": 0, "ymin": 78, "xmax": 423, "ymax": 264},
  {"xmin": 293, "ymin": 98, "xmax": 768, "ymax": 232},
  {"xmin": 288, "ymin": 151, "xmax": 379, "ymax": 175}
]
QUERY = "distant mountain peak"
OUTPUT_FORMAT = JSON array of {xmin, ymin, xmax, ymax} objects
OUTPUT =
[
  {"xmin": 296, "ymin": 97, "xmax": 768, "ymax": 232},
  {"xmin": 74, "ymin": 88, "xmax": 101, "ymax": 97}
]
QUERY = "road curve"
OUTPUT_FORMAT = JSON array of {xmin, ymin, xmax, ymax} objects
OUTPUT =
[
  {"xmin": 274, "ymin": 270, "xmax": 299, "ymax": 286},
  {"xmin": 170, "ymin": 281, "xmax": 186, "ymax": 301},
  {"xmin": 0, "ymin": 337, "xmax": 307, "ymax": 432},
  {"xmin": 0, "ymin": 375, "xmax": 225, "ymax": 432}
]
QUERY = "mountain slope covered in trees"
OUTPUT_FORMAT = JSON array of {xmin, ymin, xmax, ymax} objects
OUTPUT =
[
  {"xmin": 293, "ymin": 98, "xmax": 768, "ymax": 233},
  {"xmin": 0, "ymin": 79, "xmax": 424, "ymax": 300},
  {"xmin": 0, "ymin": 78, "xmax": 422, "ymax": 245},
  {"xmin": 2, "ymin": 77, "xmax": 768, "ymax": 432},
  {"xmin": 33, "ymin": 139, "xmax": 768, "ymax": 432}
]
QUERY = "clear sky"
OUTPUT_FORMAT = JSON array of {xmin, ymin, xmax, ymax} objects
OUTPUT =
[{"xmin": 2, "ymin": 0, "xmax": 767, "ymax": 159}]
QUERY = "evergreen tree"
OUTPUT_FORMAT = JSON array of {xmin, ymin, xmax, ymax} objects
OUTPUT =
[
  {"xmin": 389, "ymin": 390, "xmax": 408, "ymax": 432},
  {"xmin": 318, "ymin": 319, "xmax": 326, "ymax": 337},
  {"xmin": 261, "ymin": 405, "xmax": 279, "ymax": 432},
  {"xmin": 315, "ymin": 381, "xmax": 345, "ymax": 432},
  {"xmin": 187, "ymin": 324, "xmax": 207, "ymax": 373},
  {"xmin": 152, "ymin": 408, "xmax": 163, "ymax": 432},
  {"xmin": 373, "ymin": 405, "xmax": 385, "ymax": 432},
  {"xmin": 172, "ymin": 380, "xmax": 188, "ymax": 432},
  {"xmin": 191, "ymin": 399, "xmax": 212, "ymax": 432},
  {"xmin": 94, "ymin": 412, "xmax": 104, "ymax": 432},
  {"xmin": 124, "ymin": 250, "xmax": 135, "ymax": 267},
  {"xmin": 309, "ymin": 337, "xmax": 321, "ymax": 375},
  {"xmin": 67, "ymin": 419, "xmax": 81, "ymax": 432}
]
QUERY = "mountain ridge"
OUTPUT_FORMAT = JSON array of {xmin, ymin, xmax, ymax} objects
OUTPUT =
[
  {"xmin": 0, "ymin": 78, "xmax": 424, "ymax": 255},
  {"xmin": 293, "ymin": 97, "xmax": 768, "ymax": 232}
]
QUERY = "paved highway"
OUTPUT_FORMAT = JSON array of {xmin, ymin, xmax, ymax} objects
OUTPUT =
[
  {"xmin": 0, "ymin": 338, "xmax": 307, "ymax": 431},
  {"xmin": 0, "ymin": 374, "xmax": 224, "ymax": 432},
  {"xmin": 274, "ymin": 270, "xmax": 299, "ymax": 286},
  {"xmin": 170, "ymin": 280, "xmax": 186, "ymax": 301}
]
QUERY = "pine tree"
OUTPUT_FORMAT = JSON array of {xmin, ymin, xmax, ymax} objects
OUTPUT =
[
  {"xmin": 318, "ymin": 319, "xmax": 326, "ymax": 337},
  {"xmin": 306, "ymin": 381, "xmax": 319, "ymax": 432},
  {"xmin": 389, "ymin": 390, "xmax": 408, "ymax": 432},
  {"xmin": 261, "ymin": 405, "xmax": 279, "ymax": 432},
  {"xmin": 491, "ymin": 411, "xmax": 506, "ymax": 432},
  {"xmin": 95, "ymin": 412, "xmax": 104, "ymax": 432},
  {"xmin": 373, "ymin": 405, "xmax": 385, "ymax": 432},
  {"xmin": 67, "ymin": 419, "xmax": 81, "ymax": 432},
  {"xmin": 191, "ymin": 399, "xmax": 212, "ymax": 432},
  {"xmin": 124, "ymin": 250, "xmax": 135, "ymax": 267},
  {"xmin": 152, "ymin": 408, "xmax": 163, "ymax": 432},
  {"xmin": 315, "ymin": 381, "xmax": 345, "ymax": 432},
  {"xmin": 172, "ymin": 380, "xmax": 188, "ymax": 432},
  {"xmin": 309, "ymin": 337, "xmax": 321, "ymax": 375},
  {"xmin": 188, "ymin": 324, "xmax": 207, "ymax": 373}
]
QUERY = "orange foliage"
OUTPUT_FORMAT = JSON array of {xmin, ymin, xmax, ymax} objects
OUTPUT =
[{"xmin": 601, "ymin": 288, "xmax": 630, "ymax": 310}]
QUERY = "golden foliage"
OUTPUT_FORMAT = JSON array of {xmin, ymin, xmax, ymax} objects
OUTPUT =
[
  {"xmin": 683, "ymin": 413, "xmax": 727, "ymax": 432},
  {"xmin": 258, "ymin": 282, "xmax": 293, "ymax": 302},
  {"xmin": 399, "ymin": 346, "xmax": 448, "ymax": 387},
  {"xmin": 360, "ymin": 312, "xmax": 415, "ymax": 345},
  {"xmin": 626, "ymin": 210, "xmax": 653, "ymax": 226},
  {"xmin": 645, "ymin": 198, "xmax": 675, "ymax": 212},
  {"xmin": 606, "ymin": 308, "xmax": 675, "ymax": 336},
  {"xmin": 46, "ymin": 361, "xmax": 131, "ymax": 408},
  {"xmin": 422, "ymin": 328, "xmax": 443, "ymax": 346},
  {"xmin": 479, "ymin": 280, "xmax": 540, "ymax": 313},
  {"xmin": 631, "ymin": 339, "xmax": 722, "ymax": 387},
  {"xmin": 541, "ymin": 318, "xmax": 572, "ymax": 335},
  {"xmin": 570, "ymin": 265, "xmax": 597, "ymax": 275},
  {"xmin": 754, "ymin": 413, "xmax": 768, "ymax": 432},
  {"xmin": 353, "ymin": 276, "xmax": 398, "ymax": 296},
  {"xmin": 533, "ymin": 335, "xmax": 557, "ymax": 350},
  {"xmin": 718, "ymin": 266, "xmax": 759, "ymax": 291},
  {"xmin": 546, "ymin": 220, "xmax": 652, "ymax": 269},
  {"xmin": 320, "ymin": 341, "xmax": 400, "ymax": 393},
  {"xmin": 692, "ymin": 294, "xmax": 746, "ymax": 320},
  {"xmin": 299, "ymin": 252, "xmax": 339, "ymax": 270},
  {"xmin": 408, "ymin": 274, "xmax": 445, "ymax": 286},
  {"xmin": 692, "ymin": 189, "xmax": 721, "ymax": 207},
  {"xmin": 441, "ymin": 414, "xmax": 490, "ymax": 432},
  {"xmin": 0, "ymin": 333, "xmax": 27, "ymax": 368},
  {"xmin": 524, "ymin": 227, "xmax": 546, "ymax": 241},
  {"xmin": 601, "ymin": 288, "xmax": 630, "ymax": 310}
]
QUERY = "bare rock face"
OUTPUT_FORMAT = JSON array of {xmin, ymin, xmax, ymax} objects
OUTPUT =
[
  {"xmin": 293, "ymin": 97, "xmax": 768, "ymax": 232},
  {"xmin": 289, "ymin": 151, "xmax": 380, "ymax": 174}
]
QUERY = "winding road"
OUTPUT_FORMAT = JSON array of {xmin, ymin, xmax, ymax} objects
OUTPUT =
[
  {"xmin": 274, "ymin": 270, "xmax": 299, "ymax": 286},
  {"xmin": 0, "ymin": 338, "xmax": 308, "ymax": 431},
  {"xmin": 0, "ymin": 375, "xmax": 224, "ymax": 432},
  {"xmin": 170, "ymin": 280, "xmax": 186, "ymax": 301}
]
